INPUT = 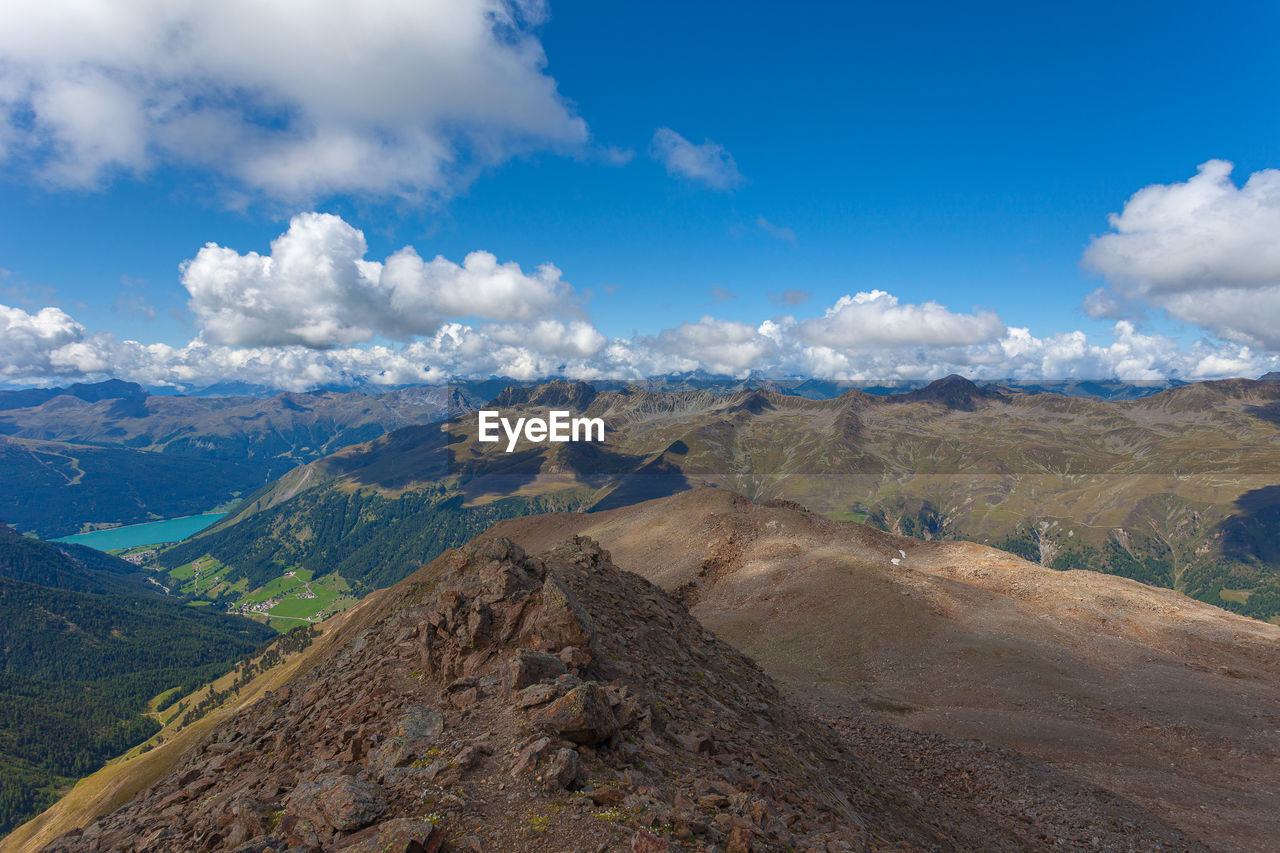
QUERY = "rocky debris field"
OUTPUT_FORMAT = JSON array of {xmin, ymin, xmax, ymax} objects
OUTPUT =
[{"xmin": 45, "ymin": 536, "xmax": 1203, "ymax": 852}]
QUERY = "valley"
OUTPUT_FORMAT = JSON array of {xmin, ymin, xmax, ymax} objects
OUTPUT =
[
  {"xmin": 5, "ymin": 374, "xmax": 1280, "ymax": 850},
  {"xmin": 157, "ymin": 376, "xmax": 1280, "ymax": 623},
  {"xmin": 0, "ymin": 380, "xmax": 472, "ymax": 538}
]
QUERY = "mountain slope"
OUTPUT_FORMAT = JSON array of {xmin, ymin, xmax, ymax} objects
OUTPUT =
[
  {"xmin": 490, "ymin": 488, "xmax": 1280, "ymax": 851},
  {"xmin": 169, "ymin": 377, "xmax": 1280, "ymax": 620},
  {"xmin": 0, "ymin": 526, "xmax": 149, "ymax": 593},
  {"xmin": 0, "ymin": 385, "xmax": 468, "ymax": 467},
  {"xmin": 0, "ymin": 527, "xmax": 274, "ymax": 836},
  {"xmin": 0, "ymin": 436, "xmax": 270, "ymax": 539},
  {"xmin": 29, "ymin": 535, "xmax": 1197, "ymax": 852},
  {"xmin": 0, "ymin": 384, "xmax": 471, "ymax": 538}
]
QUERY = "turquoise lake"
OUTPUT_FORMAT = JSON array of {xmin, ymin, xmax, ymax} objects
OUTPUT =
[{"xmin": 49, "ymin": 513, "xmax": 227, "ymax": 552}]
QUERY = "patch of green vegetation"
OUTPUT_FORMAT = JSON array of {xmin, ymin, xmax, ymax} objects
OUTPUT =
[
  {"xmin": 267, "ymin": 585, "xmax": 339, "ymax": 619},
  {"xmin": 825, "ymin": 507, "xmax": 869, "ymax": 523},
  {"xmin": 994, "ymin": 526, "xmax": 1042, "ymax": 563},
  {"xmin": 148, "ymin": 686, "xmax": 182, "ymax": 713},
  {"xmin": 167, "ymin": 557, "xmax": 230, "ymax": 601},
  {"xmin": 206, "ymin": 496, "xmax": 245, "ymax": 515},
  {"xmin": 265, "ymin": 598, "xmax": 321, "ymax": 620},
  {"xmin": 167, "ymin": 562, "xmax": 198, "ymax": 581},
  {"xmin": 0, "ymin": 754, "xmax": 73, "ymax": 837},
  {"xmin": 1220, "ymin": 583, "xmax": 1280, "ymax": 622},
  {"xmin": 1100, "ymin": 539, "xmax": 1173, "ymax": 588},
  {"xmin": 242, "ymin": 573, "xmax": 303, "ymax": 604},
  {"xmin": 1049, "ymin": 542, "xmax": 1103, "ymax": 573}
]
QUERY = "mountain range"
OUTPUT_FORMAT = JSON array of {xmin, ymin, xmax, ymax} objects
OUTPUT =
[
  {"xmin": 160, "ymin": 376, "xmax": 1280, "ymax": 622},
  {"xmin": 8, "ymin": 373, "xmax": 1280, "ymax": 849},
  {"xmin": 0, "ymin": 373, "xmax": 1237, "ymax": 543},
  {"xmin": 0, "ymin": 374, "xmax": 1205, "ymax": 408}
]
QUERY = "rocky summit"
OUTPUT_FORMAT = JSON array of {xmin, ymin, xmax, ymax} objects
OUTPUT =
[{"xmin": 44, "ymin": 536, "xmax": 1201, "ymax": 852}]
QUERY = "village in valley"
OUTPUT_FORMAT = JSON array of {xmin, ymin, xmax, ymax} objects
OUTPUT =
[
  {"xmin": 231, "ymin": 570, "xmax": 318, "ymax": 616},
  {"xmin": 112, "ymin": 544, "xmax": 356, "ymax": 631}
]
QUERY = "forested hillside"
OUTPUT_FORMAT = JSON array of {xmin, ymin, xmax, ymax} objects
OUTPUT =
[
  {"xmin": 0, "ymin": 527, "xmax": 274, "ymax": 836},
  {"xmin": 160, "ymin": 487, "xmax": 583, "ymax": 593},
  {"xmin": 0, "ymin": 381, "xmax": 471, "ymax": 538},
  {"xmin": 0, "ymin": 438, "xmax": 265, "ymax": 539}
]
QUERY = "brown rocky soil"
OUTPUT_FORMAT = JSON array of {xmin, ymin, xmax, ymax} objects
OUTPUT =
[
  {"xmin": 491, "ymin": 488, "xmax": 1280, "ymax": 852},
  {"xmin": 44, "ymin": 535, "xmax": 1197, "ymax": 852}
]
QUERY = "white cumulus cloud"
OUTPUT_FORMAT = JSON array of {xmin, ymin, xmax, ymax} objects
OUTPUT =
[
  {"xmin": 646, "ymin": 317, "xmax": 778, "ymax": 375},
  {"xmin": 0, "ymin": 304, "xmax": 99, "ymax": 378},
  {"xmin": 1084, "ymin": 160, "xmax": 1280, "ymax": 348},
  {"xmin": 0, "ymin": 0, "xmax": 587, "ymax": 200},
  {"xmin": 182, "ymin": 212, "xmax": 577, "ymax": 348},
  {"xmin": 800, "ymin": 290, "xmax": 1006, "ymax": 349},
  {"xmin": 9, "ymin": 216, "xmax": 1280, "ymax": 391},
  {"xmin": 649, "ymin": 127, "xmax": 743, "ymax": 191}
]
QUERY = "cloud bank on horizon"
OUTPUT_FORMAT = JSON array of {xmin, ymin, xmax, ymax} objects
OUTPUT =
[
  {"xmin": 0, "ymin": 2, "xmax": 1278, "ymax": 390},
  {"xmin": 3, "ymin": 194, "xmax": 1278, "ymax": 392}
]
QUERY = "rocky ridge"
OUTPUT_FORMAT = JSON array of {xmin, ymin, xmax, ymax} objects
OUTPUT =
[{"xmin": 45, "ymin": 536, "xmax": 1201, "ymax": 852}]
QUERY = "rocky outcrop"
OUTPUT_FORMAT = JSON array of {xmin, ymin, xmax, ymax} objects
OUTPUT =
[{"xmin": 44, "ymin": 536, "xmax": 1203, "ymax": 852}]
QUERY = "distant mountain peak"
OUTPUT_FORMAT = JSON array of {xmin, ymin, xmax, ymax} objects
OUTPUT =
[
  {"xmin": 66, "ymin": 378, "xmax": 146, "ymax": 401},
  {"xmin": 489, "ymin": 379, "xmax": 598, "ymax": 410},
  {"xmin": 725, "ymin": 388, "xmax": 776, "ymax": 414},
  {"xmin": 0, "ymin": 377, "xmax": 147, "ymax": 411},
  {"xmin": 897, "ymin": 374, "xmax": 1005, "ymax": 410}
]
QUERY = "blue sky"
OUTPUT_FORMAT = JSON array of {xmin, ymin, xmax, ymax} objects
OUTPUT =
[{"xmin": 2, "ymin": 0, "xmax": 1279, "ymax": 389}]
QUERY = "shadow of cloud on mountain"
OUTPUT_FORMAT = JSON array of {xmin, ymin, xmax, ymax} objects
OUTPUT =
[
  {"xmin": 104, "ymin": 396, "xmax": 150, "ymax": 420},
  {"xmin": 1218, "ymin": 485, "xmax": 1280, "ymax": 565},
  {"xmin": 455, "ymin": 446, "xmax": 547, "ymax": 498},
  {"xmin": 1245, "ymin": 401, "xmax": 1280, "ymax": 427},
  {"xmin": 323, "ymin": 424, "xmax": 453, "ymax": 489},
  {"xmin": 589, "ymin": 455, "xmax": 691, "ymax": 512}
]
